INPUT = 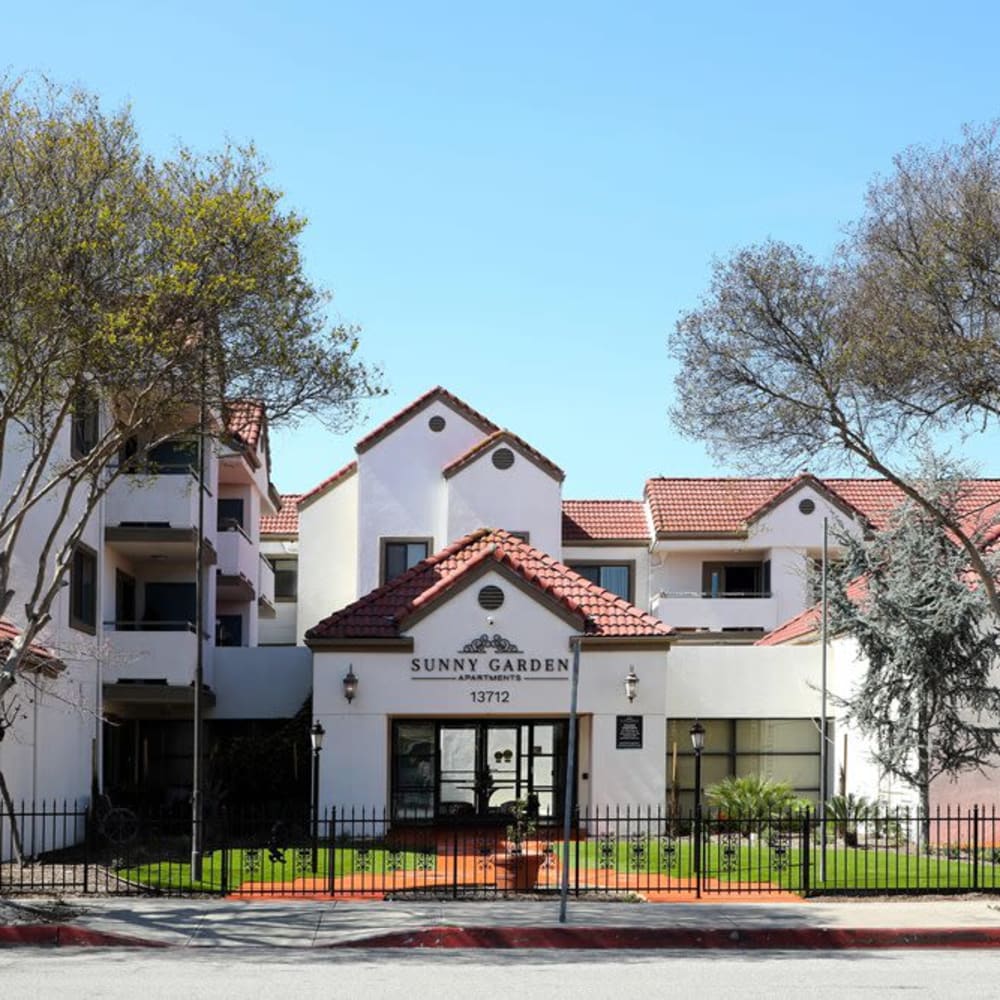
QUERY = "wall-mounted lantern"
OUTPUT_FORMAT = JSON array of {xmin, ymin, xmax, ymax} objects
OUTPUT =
[
  {"xmin": 624, "ymin": 666, "xmax": 639, "ymax": 703},
  {"xmin": 343, "ymin": 665, "xmax": 358, "ymax": 704}
]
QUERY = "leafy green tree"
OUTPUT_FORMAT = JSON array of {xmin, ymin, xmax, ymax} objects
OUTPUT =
[
  {"xmin": 669, "ymin": 122, "xmax": 1000, "ymax": 617},
  {"xmin": 827, "ymin": 478, "xmax": 1000, "ymax": 829},
  {"xmin": 0, "ymin": 78, "xmax": 381, "ymax": 717}
]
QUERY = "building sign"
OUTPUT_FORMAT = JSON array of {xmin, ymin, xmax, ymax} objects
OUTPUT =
[
  {"xmin": 616, "ymin": 715, "xmax": 643, "ymax": 750},
  {"xmin": 409, "ymin": 633, "xmax": 570, "ymax": 684}
]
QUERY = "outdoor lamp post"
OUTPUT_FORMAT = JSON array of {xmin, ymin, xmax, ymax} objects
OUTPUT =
[
  {"xmin": 624, "ymin": 666, "xmax": 638, "ymax": 703},
  {"xmin": 690, "ymin": 720, "xmax": 705, "ymax": 888},
  {"xmin": 310, "ymin": 720, "xmax": 325, "ymax": 873}
]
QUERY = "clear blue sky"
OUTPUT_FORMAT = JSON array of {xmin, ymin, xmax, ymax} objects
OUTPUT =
[{"xmin": 7, "ymin": 2, "xmax": 1000, "ymax": 497}]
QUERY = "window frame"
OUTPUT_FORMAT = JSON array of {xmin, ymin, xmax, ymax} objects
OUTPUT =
[
  {"xmin": 268, "ymin": 556, "xmax": 299, "ymax": 601},
  {"xmin": 70, "ymin": 390, "xmax": 100, "ymax": 459},
  {"xmin": 701, "ymin": 560, "xmax": 767, "ymax": 598},
  {"xmin": 565, "ymin": 560, "xmax": 635, "ymax": 604},
  {"xmin": 69, "ymin": 543, "xmax": 98, "ymax": 635},
  {"xmin": 380, "ymin": 537, "xmax": 432, "ymax": 586}
]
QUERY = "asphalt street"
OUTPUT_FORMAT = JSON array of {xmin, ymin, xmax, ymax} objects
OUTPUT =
[{"xmin": 3, "ymin": 947, "xmax": 1000, "ymax": 998}]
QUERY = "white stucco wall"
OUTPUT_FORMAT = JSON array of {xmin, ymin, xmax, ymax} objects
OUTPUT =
[
  {"xmin": 356, "ymin": 399, "xmax": 486, "ymax": 596},
  {"xmin": 211, "ymin": 646, "xmax": 311, "ymax": 718},
  {"xmin": 0, "ymin": 420, "xmax": 100, "ymax": 817},
  {"xmin": 259, "ymin": 601, "xmax": 297, "ymax": 646},
  {"xmin": 297, "ymin": 473, "xmax": 358, "ymax": 642},
  {"xmin": 312, "ymin": 567, "xmax": 668, "ymax": 815},
  {"xmin": 666, "ymin": 644, "xmax": 823, "ymax": 718},
  {"xmin": 445, "ymin": 449, "xmax": 562, "ymax": 555}
]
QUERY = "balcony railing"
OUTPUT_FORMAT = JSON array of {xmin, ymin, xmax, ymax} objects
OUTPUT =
[
  {"xmin": 105, "ymin": 471, "xmax": 201, "ymax": 530},
  {"xmin": 660, "ymin": 591, "xmax": 774, "ymax": 600},
  {"xmin": 258, "ymin": 554, "xmax": 275, "ymax": 610},
  {"xmin": 217, "ymin": 526, "xmax": 257, "ymax": 600},
  {"xmin": 102, "ymin": 621, "xmax": 206, "ymax": 687},
  {"xmin": 652, "ymin": 593, "xmax": 778, "ymax": 631},
  {"xmin": 105, "ymin": 620, "xmax": 196, "ymax": 632}
]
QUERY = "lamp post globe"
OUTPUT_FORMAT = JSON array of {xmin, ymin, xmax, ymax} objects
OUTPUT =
[{"xmin": 310, "ymin": 720, "xmax": 325, "ymax": 872}]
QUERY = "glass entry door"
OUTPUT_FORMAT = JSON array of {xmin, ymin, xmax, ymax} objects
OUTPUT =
[{"xmin": 392, "ymin": 719, "xmax": 569, "ymax": 821}]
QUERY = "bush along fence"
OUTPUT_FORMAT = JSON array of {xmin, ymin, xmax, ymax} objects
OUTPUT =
[{"xmin": 7, "ymin": 800, "xmax": 1000, "ymax": 898}]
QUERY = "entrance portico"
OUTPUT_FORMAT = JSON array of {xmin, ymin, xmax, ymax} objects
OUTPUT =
[{"xmin": 307, "ymin": 529, "xmax": 672, "ymax": 821}]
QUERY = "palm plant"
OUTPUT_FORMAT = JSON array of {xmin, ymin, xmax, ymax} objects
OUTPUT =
[
  {"xmin": 705, "ymin": 775, "xmax": 809, "ymax": 835},
  {"xmin": 825, "ymin": 793, "xmax": 873, "ymax": 847}
]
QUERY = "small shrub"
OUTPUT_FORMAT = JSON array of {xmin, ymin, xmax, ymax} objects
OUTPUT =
[
  {"xmin": 705, "ymin": 775, "xmax": 809, "ymax": 835},
  {"xmin": 826, "ymin": 793, "xmax": 874, "ymax": 846}
]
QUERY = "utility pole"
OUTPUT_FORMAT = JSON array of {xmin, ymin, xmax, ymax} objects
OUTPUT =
[
  {"xmin": 558, "ymin": 634, "xmax": 582, "ymax": 924},
  {"xmin": 190, "ymin": 337, "xmax": 208, "ymax": 881}
]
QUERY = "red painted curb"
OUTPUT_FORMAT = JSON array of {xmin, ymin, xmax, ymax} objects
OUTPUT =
[
  {"xmin": 329, "ymin": 926, "xmax": 1000, "ymax": 950},
  {"xmin": 0, "ymin": 924, "xmax": 167, "ymax": 948}
]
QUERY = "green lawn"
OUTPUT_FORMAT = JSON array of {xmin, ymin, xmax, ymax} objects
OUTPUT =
[
  {"xmin": 120, "ymin": 844, "xmax": 438, "ymax": 893},
  {"xmin": 115, "ymin": 835, "xmax": 1000, "ymax": 894}
]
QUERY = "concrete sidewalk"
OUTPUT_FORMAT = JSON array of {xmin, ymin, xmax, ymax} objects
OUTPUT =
[{"xmin": 4, "ymin": 896, "xmax": 1000, "ymax": 949}]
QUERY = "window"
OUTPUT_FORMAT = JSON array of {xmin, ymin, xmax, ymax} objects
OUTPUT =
[
  {"xmin": 215, "ymin": 614, "xmax": 243, "ymax": 647},
  {"xmin": 567, "ymin": 562, "xmax": 634, "ymax": 603},
  {"xmin": 381, "ymin": 539, "xmax": 430, "ymax": 585},
  {"xmin": 217, "ymin": 498, "xmax": 245, "ymax": 531},
  {"xmin": 701, "ymin": 561, "xmax": 767, "ymax": 598},
  {"xmin": 147, "ymin": 438, "xmax": 198, "ymax": 475},
  {"xmin": 269, "ymin": 557, "xmax": 298, "ymax": 600},
  {"xmin": 666, "ymin": 718, "xmax": 822, "ymax": 812},
  {"xmin": 69, "ymin": 545, "xmax": 97, "ymax": 633},
  {"xmin": 70, "ymin": 390, "xmax": 99, "ymax": 458}
]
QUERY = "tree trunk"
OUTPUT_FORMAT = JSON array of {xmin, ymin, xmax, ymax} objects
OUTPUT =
[
  {"xmin": 918, "ymin": 701, "xmax": 931, "ymax": 850},
  {"xmin": 0, "ymin": 769, "xmax": 25, "ymax": 864}
]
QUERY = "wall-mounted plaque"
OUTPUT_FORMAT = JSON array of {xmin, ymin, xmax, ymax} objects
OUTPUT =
[{"xmin": 616, "ymin": 715, "xmax": 643, "ymax": 750}]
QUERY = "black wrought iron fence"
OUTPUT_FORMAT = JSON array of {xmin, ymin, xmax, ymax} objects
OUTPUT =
[{"xmin": 6, "ymin": 800, "xmax": 1000, "ymax": 898}]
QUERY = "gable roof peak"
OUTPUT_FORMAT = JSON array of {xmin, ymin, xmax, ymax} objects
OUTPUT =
[{"xmin": 354, "ymin": 386, "xmax": 499, "ymax": 454}]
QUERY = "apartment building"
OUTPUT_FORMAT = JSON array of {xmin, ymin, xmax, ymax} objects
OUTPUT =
[
  {"xmin": 260, "ymin": 387, "xmax": 969, "ymax": 818},
  {"xmin": 6, "ymin": 382, "xmax": 997, "ymax": 825}
]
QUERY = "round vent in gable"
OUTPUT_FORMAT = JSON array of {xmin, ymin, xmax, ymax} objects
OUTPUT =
[
  {"xmin": 492, "ymin": 447, "xmax": 515, "ymax": 470},
  {"xmin": 478, "ymin": 585, "xmax": 505, "ymax": 610},
  {"xmin": 798, "ymin": 498, "xmax": 816, "ymax": 515},
  {"xmin": 428, "ymin": 415, "xmax": 446, "ymax": 432}
]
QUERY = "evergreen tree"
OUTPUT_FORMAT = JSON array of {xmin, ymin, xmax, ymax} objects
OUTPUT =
[{"xmin": 829, "ymin": 478, "xmax": 1000, "ymax": 830}]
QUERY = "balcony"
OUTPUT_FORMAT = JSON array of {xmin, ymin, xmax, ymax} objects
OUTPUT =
[
  {"xmin": 105, "ymin": 472, "xmax": 207, "ymax": 559},
  {"xmin": 257, "ymin": 555, "xmax": 276, "ymax": 618},
  {"xmin": 216, "ymin": 525, "xmax": 257, "ymax": 602},
  {"xmin": 101, "ymin": 621, "xmax": 214, "ymax": 696},
  {"xmin": 652, "ymin": 592, "xmax": 778, "ymax": 632}
]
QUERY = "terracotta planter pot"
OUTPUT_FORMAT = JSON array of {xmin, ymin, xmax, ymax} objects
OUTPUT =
[{"xmin": 494, "ymin": 851, "xmax": 544, "ymax": 891}]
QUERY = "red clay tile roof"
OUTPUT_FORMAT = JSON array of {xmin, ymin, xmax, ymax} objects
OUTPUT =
[
  {"xmin": 645, "ymin": 477, "xmax": 1000, "ymax": 538},
  {"xmin": 756, "ymin": 577, "xmax": 868, "ymax": 646},
  {"xmin": 562, "ymin": 501, "xmax": 649, "ymax": 543},
  {"xmin": 225, "ymin": 400, "xmax": 265, "ymax": 452},
  {"xmin": 0, "ymin": 620, "xmax": 63, "ymax": 675},
  {"xmin": 297, "ymin": 460, "xmax": 358, "ymax": 510},
  {"xmin": 260, "ymin": 494, "xmax": 301, "ymax": 535},
  {"xmin": 306, "ymin": 529, "xmax": 672, "ymax": 641},
  {"xmin": 443, "ymin": 430, "xmax": 565, "ymax": 483},
  {"xmin": 646, "ymin": 478, "xmax": 794, "ymax": 535},
  {"xmin": 355, "ymin": 386, "xmax": 499, "ymax": 454}
]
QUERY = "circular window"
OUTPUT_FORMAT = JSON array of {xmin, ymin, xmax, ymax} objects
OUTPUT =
[
  {"xmin": 492, "ymin": 447, "xmax": 515, "ymax": 470},
  {"xmin": 478, "ymin": 585, "xmax": 505, "ymax": 610},
  {"xmin": 798, "ymin": 498, "xmax": 816, "ymax": 515},
  {"xmin": 428, "ymin": 415, "xmax": 446, "ymax": 432}
]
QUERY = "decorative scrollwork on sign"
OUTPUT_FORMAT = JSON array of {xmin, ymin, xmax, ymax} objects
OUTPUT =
[{"xmin": 459, "ymin": 633, "xmax": 523, "ymax": 654}]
